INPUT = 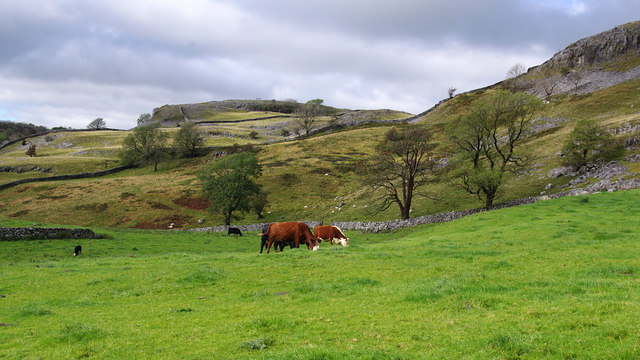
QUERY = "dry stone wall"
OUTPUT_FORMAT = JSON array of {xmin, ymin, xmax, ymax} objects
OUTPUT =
[
  {"xmin": 0, "ymin": 227, "xmax": 102, "ymax": 241},
  {"xmin": 188, "ymin": 175, "xmax": 640, "ymax": 234}
]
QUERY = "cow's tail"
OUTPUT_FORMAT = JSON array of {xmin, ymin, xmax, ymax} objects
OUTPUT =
[{"xmin": 259, "ymin": 223, "xmax": 272, "ymax": 254}]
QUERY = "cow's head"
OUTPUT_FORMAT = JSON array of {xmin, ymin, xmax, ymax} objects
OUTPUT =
[
  {"xmin": 311, "ymin": 236, "xmax": 320, "ymax": 251},
  {"xmin": 337, "ymin": 237, "xmax": 349, "ymax": 247}
]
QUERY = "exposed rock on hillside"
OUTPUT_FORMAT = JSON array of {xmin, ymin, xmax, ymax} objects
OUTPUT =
[
  {"xmin": 521, "ymin": 20, "xmax": 640, "ymax": 98},
  {"xmin": 149, "ymin": 99, "xmax": 302, "ymax": 127},
  {"xmin": 542, "ymin": 21, "xmax": 640, "ymax": 69}
]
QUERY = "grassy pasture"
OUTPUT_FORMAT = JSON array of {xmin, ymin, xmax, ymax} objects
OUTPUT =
[
  {"xmin": 0, "ymin": 131, "xmax": 125, "ymax": 182},
  {"xmin": 1, "ymin": 189, "xmax": 639, "ymax": 359}
]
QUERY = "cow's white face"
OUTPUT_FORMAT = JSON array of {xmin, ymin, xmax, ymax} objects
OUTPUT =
[
  {"xmin": 312, "ymin": 243, "xmax": 320, "ymax": 251},
  {"xmin": 337, "ymin": 238, "xmax": 349, "ymax": 246}
]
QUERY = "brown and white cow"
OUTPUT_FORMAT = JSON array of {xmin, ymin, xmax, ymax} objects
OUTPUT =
[
  {"xmin": 314, "ymin": 225, "xmax": 349, "ymax": 247},
  {"xmin": 260, "ymin": 222, "xmax": 319, "ymax": 254}
]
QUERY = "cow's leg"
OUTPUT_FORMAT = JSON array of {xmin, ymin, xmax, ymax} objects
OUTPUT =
[{"xmin": 266, "ymin": 238, "xmax": 275, "ymax": 253}]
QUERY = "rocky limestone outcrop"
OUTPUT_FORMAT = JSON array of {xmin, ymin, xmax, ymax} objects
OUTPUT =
[
  {"xmin": 542, "ymin": 21, "xmax": 640, "ymax": 69},
  {"xmin": 515, "ymin": 21, "xmax": 640, "ymax": 98}
]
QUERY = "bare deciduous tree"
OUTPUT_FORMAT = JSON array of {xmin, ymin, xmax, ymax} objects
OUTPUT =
[
  {"xmin": 295, "ymin": 99, "xmax": 324, "ymax": 137},
  {"xmin": 365, "ymin": 126, "xmax": 439, "ymax": 220},
  {"xmin": 568, "ymin": 70, "xmax": 583, "ymax": 90},
  {"xmin": 506, "ymin": 63, "xmax": 526, "ymax": 93},
  {"xmin": 87, "ymin": 117, "xmax": 106, "ymax": 129}
]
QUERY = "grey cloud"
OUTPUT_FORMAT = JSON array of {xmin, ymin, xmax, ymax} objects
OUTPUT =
[{"xmin": 1, "ymin": 0, "xmax": 639, "ymax": 129}]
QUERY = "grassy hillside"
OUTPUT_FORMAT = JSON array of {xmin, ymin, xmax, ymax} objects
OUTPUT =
[
  {"xmin": 1, "ymin": 189, "xmax": 639, "ymax": 359},
  {"xmin": 1, "ymin": 78, "xmax": 639, "ymax": 228},
  {"xmin": 1, "ymin": 63, "xmax": 639, "ymax": 229}
]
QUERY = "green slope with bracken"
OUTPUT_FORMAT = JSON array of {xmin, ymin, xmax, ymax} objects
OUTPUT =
[
  {"xmin": 0, "ymin": 76, "xmax": 638, "ymax": 229},
  {"xmin": 1, "ymin": 21, "xmax": 640, "ymax": 228}
]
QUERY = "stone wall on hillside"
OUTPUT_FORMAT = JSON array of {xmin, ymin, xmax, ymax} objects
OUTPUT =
[
  {"xmin": 0, "ymin": 165, "xmax": 133, "ymax": 191},
  {"xmin": 0, "ymin": 227, "xmax": 103, "ymax": 241},
  {"xmin": 187, "ymin": 175, "xmax": 640, "ymax": 234},
  {"xmin": 190, "ymin": 221, "xmax": 323, "ymax": 233},
  {"xmin": 0, "ymin": 128, "xmax": 125, "ymax": 151}
]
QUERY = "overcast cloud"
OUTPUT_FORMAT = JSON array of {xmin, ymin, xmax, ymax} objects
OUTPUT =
[{"xmin": 1, "ymin": 0, "xmax": 639, "ymax": 129}]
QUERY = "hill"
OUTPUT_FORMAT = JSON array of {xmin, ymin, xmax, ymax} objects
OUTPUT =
[{"xmin": 0, "ymin": 21, "xmax": 639, "ymax": 228}]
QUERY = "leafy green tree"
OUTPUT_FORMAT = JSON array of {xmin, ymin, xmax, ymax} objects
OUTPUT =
[
  {"xmin": 120, "ymin": 124, "xmax": 169, "ymax": 171},
  {"xmin": 562, "ymin": 119, "xmax": 623, "ymax": 169},
  {"xmin": 137, "ymin": 113, "xmax": 152, "ymax": 126},
  {"xmin": 173, "ymin": 121, "xmax": 205, "ymax": 157},
  {"xmin": 448, "ymin": 90, "xmax": 543, "ymax": 208},
  {"xmin": 87, "ymin": 117, "xmax": 106, "ymax": 129},
  {"xmin": 250, "ymin": 189, "xmax": 269, "ymax": 219},
  {"xmin": 198, "ymin": 152, "xmax": 262, "ymax": 225},
  {"xmin": 365, "ymin": 126, "xmax": 439, "ymax": 220}
]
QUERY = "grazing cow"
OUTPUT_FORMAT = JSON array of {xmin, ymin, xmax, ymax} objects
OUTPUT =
[
  {"xmin": 260, "ymin": 222, "xmax": 319, "ymax": 253},
  {"xmin": 228, "ymin": 227, "xmax": 242, "ymax": 237},
  {"xmin": 259, "ymin": 224, "xmax": 294, "ymax": 253},
  {"xmin": 314, "ymin": 225, "xmax": 349, "ymax": 247},
  {"xmin": 73, "ymin": 245, "xmax": 82, "ymax": 256}
]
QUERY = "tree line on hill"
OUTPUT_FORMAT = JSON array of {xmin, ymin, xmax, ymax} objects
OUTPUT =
[{"xmin": 0, "ymin": 121, "xmax": 49, "ymax": 144}]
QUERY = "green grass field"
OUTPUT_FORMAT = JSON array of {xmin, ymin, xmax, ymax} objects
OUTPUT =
[{"xmin": 1, "ymin": 189, "xmax": 639, "ymax": 359}]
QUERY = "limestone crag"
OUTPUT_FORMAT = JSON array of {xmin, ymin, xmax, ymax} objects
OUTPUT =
[{"xmin": 542, "ymin": 21, "xmax": 640, "ymax": 69}]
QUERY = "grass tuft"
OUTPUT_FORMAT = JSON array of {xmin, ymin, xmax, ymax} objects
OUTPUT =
[
  {"xmin": 239, "ymin": 336, "xmax": 274, "ymax": 350},
  {"xmin": 58, "ymin": 323, "xmax": 106, "ymax": 343},
  {"xmin": 180, "ymin": 266, "xmax": 225, "ymax": 285}
]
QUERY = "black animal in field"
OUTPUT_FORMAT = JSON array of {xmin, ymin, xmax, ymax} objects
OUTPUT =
[
  {"xmin": 73, "ymin": 245, "xmax": 82, "ymax": 256},
  {"xmin": 228, "ymin": 227, "xmax": 242, "ymax": 237}
]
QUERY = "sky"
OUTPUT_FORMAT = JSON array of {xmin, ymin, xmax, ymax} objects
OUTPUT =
[{"xmin": 1, "ymin": 1, "xmax": 639, "ymax": 130}]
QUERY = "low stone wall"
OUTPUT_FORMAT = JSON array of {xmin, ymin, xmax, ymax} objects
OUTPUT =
[
  {"xmin": 190, "ymin": 221, "xmax": 323, "ymax": 233},
  {"xmin": 332, "ymin": 197, "xmax": 540, "ymax": 233},
  {"xmin": 0, "ymin": 227, "xmax": 103, "ymax": 241},
  {"xmin": 188, "ymin": 177, "xmax": 640, "ymax": 234},
  {"xmin": 0, "ymin": 128, "xmax": 125, "ymax": 151},
  {"xmin": 0, "ymin": 165, "xmax": 133, "ymax": 191},
  {"xmin": 333, "ymin": 178, "xmax": 640, "ymax": 232}
]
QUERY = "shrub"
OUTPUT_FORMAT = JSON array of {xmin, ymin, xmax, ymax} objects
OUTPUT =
[
  {"xmin": 562, "ymin": 119, "xmax": 625, "ymax": 169},
  {"xmin": 279, "ymin": 172, "xmax": 298, "ymax": 186},
  {"xmin": 239, "ymin": 337, "xmax": 274, "ymax": 350},
  {"xmin": 25, "ymin": 144, "xmax": 37, "ymax": 157}
]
